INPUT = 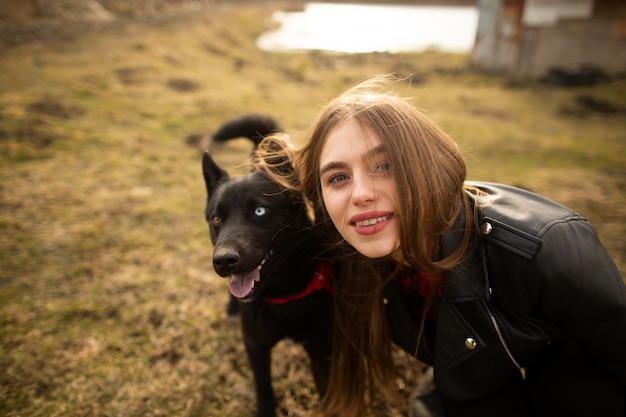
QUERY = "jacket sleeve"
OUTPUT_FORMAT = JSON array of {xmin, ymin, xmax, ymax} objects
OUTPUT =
[
  {"xmin": 527, "ymin": 218, "xmax": 626, "ymax": 381},
  {"xmin": 384, "ymin": 281, "xmax": 435, "ymax": 364}
]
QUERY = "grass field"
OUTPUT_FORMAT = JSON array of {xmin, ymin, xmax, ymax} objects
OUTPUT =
[{"xmin": 1, "ymin": 2, "xmax": 625, "ymax": 416}]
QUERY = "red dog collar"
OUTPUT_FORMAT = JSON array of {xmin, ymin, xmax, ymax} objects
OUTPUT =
[{"xmin": 263, "ymin": 261, "xmax": 333, "ymax": 304}]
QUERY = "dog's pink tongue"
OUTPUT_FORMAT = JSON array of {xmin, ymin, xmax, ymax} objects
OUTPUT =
[{"xmin": 228, "ymin": 269, "xmax": 260, "ymax": 299}]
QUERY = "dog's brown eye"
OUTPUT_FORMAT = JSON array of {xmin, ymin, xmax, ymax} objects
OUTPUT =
[{"xmin": 212, "ymin": 215, "xmax": 222, "ymax": 225}]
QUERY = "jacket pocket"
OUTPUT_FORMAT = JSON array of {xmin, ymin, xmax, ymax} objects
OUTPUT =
[{"xmin": 434, "ymin": 298, "xmax": 522, "ymax": 402}]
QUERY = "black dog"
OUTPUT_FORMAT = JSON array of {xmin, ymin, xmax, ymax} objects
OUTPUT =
[{"xmin": 202, "ymin": 114, "xmax": 332, "ymax": 417}]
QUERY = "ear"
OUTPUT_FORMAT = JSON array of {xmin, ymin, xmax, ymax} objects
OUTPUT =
[{"xmin": 202, "ymin": 151, "xmax": 229, "ymax": 197}]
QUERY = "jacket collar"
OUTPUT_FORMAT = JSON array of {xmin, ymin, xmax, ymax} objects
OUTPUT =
[{"xmin": 440, "ymin": 202, "xmax": 489, "ymax": 301}]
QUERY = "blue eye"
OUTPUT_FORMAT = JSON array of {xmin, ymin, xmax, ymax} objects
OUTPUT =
[
  {"xmin": 329, "ymin": 174, "xmax": 348, "ymax": 184},
  {"xmin": 254, "ymin": 207, "xmax": 266, "ymax": 216},
  {"xmin": 377, "ymin": 161, "xmax": 391, "ymax": 173}
]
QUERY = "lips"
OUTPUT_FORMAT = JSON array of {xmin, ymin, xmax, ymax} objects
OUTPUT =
[{"xmin": 350, "ymin": 212, "xmax": 393, "ymax": 235}]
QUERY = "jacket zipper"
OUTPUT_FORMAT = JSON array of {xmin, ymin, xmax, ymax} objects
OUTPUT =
[{"xmin": 482, "ymin": 300, "xmax": 527, "ymax": 380}]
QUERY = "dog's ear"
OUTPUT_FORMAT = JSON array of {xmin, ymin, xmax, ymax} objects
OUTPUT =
[{"xmin": 202, "ymin": 151, "xmax": 228, "ymax": 197}]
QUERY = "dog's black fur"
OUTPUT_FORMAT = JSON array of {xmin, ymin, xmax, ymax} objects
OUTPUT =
[
  {"xmin": 211, "ymin": 113, "xmax": 283, "ymax": 147},
  {"xmin": 202, "ymin": 114, "xmax": 332, "ymax": 417}
]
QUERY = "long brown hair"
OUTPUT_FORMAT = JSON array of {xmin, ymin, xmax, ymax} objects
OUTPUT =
[{"xmin": 256, "ymin": 75, "xmax": 473, "ymax": 416}]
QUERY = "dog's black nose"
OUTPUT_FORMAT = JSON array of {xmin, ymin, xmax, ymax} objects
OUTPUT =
[{"xmin": 213, "ymin": 251, "xmax": 240, "ymax": 276}]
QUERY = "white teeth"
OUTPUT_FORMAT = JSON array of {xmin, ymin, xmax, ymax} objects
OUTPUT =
[
  {"xmin": 355, "ymin": 215, "xmax": 389, "ymax": 227},
  {"xmin": 257, "ymin": 254, "xmax": 270, "ymax": 272}
]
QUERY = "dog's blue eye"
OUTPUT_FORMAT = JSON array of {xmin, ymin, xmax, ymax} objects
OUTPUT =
[{"xmin": 254, "ymin": 207, "xmax": 266, "ymax": 216}]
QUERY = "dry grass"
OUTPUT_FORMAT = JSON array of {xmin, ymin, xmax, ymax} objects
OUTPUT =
[{"xmin": 1, "ymin": 2, "xmax": 625, "ymax": 416}]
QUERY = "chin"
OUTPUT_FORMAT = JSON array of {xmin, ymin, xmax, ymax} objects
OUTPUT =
[
  {"xmin": 342, "ymin": 226, "xmax": 400, "ymax": 258},
  {"xmin": 353, "ymin": 241, "xmax": 399, "ymax": 259}
]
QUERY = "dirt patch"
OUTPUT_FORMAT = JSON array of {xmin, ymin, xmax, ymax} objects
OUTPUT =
[
  {"xmin": 115, "ymin": 66, "xmax": 155, "ymax": 85},
  {"xmin": 27, "ymin": 96, "xmax": 85, "ymax": 119},
  {"xmin": 165, "ymin": 77, "xmax": 201, "ymax": 92},
  {"xmin": 15, "ymin": 118, "xmax": 64, "ymax": 147},
  {"xmin": 559, "ymin": 94, "xmax": 626, "ymax": 117}
]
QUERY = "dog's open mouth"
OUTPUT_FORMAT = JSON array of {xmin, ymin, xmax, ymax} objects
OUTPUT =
[{"xmin": 228, "ymin": 252, "xmax": 270, "ymax": 299}]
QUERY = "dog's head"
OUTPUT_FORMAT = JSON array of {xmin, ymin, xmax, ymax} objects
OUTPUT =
[{"xmin": 202, "ymin": 150, "xmax": 310, "ymax": 301}]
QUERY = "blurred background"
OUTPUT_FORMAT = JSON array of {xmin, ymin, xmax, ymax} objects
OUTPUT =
[{"xmin": 1, "ymin": 1, "xmax": 624, "ymax": 416}]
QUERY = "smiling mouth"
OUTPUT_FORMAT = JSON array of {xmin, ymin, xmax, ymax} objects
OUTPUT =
[
  {"xmin": 353, "ymin": 214, "xmax": 392, "ymax": 227},
  {"xmin": 228, "ymin": 251, "xmax": 271, "ymax": 299}
]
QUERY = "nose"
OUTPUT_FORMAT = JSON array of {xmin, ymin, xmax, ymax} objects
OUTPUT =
[
  {"xmin": 213, "ymin": 247, "xmax": 240, "ymax": 277},
  {"xmin": 351, "ymin": 173, "xmax": 377, "ymax": 206}
]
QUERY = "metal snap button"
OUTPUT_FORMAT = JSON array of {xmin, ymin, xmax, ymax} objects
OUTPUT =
[
  {"xmin": 481, "ymin": 222, "xmax": 493, "ymax": 235},
  {"xmin": 465, "ymin": 337, "xmax": 477, "ymax": 350}
]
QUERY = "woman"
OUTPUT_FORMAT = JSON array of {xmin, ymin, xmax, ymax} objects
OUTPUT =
[{"xmin": 256, "ymin": 76, "xmax": 626, "ymax": 417}]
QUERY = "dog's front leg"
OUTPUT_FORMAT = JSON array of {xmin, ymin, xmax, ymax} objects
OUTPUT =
[
  {"xmin": 305, "ymin": 344, "xmax": 331, "ymax": 399},
  {"xmin": 310, "ymin": 358, "xmax": 330, "ymax": 398},
  {"xmin": 226, "ymin": 293, "xmax": 240, "ymax": 317},
  {"xmin": 244, "ymin": 340, "xmax": 277, "ymax": 417}
]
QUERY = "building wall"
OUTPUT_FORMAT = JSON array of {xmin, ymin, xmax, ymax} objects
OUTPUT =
[
  {"xmin": 471, "ymin": 0, "xmax": 626, "ymax": 78},
  {"xmin": 518, "ymin": 13, "xmax": 626, "ymax": 76}
]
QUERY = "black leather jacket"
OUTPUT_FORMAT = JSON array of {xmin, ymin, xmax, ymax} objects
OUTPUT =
[{"xmin": 387, "ymin": 182, "xmax": 626, "ymax": 402}]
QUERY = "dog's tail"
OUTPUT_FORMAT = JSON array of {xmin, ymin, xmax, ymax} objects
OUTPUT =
[{"xmin": 211, "ymin": 113, "xmax": 282, "ymax": 147}]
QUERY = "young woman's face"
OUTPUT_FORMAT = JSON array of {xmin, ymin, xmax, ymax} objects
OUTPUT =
[{"xmin": 319, "ymin": 119, "xmax": 400, "ymax": 259}]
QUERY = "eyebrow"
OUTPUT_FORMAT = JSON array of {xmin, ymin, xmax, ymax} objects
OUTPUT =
[
  {"xmin": 364, "ymin": 144, "xmax": 387, "ymax": 160},
  {"xmin": 319, "ymin": 144, "xmax": 387, "ymax": 176},
  {"xmin": 319, "ymin": 161, "xmax": 346, "ymax": 177}
]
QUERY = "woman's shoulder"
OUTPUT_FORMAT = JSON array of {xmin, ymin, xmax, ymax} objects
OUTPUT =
[
  {"xmin": 465, "ymin": 181, "xmax": 587, "ymax": 260},
  {"xmin": 465, "ymin": 182, "xmax": 622, "ymax": 321}
]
